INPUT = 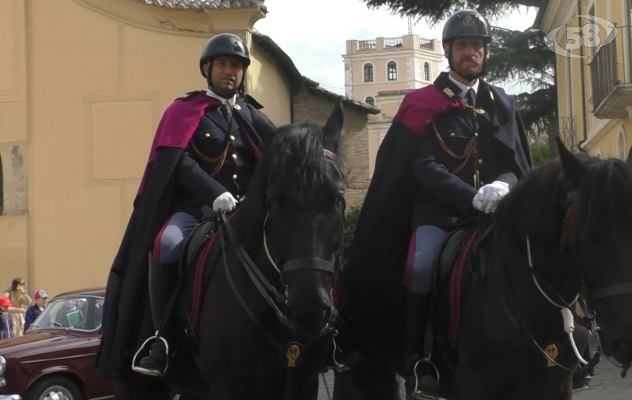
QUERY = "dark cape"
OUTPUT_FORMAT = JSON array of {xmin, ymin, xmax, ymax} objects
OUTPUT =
[
  {"xmin": 95, "ymin": 91, "xmax": 272, "ymax": 379},
  {"xmin": 337, "ymin": 74, "xmax": 532, "ymax": 348}
]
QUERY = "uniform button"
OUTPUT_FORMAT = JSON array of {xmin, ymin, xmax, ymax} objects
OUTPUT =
[
  {"xmin": 230, "ymin": 135, "xmax": 236, "ymax": 141},
  {"xmin": 232, "ymin": 153, "xmax": 237, "ymax": 160},
  {"xmin": 450, "ymin": 132, "xmax": 456, "ymax": 137},
  {"xmin": 205, "ymin": 133, "xmax": 211, "ymax": 138},
  {"xmin": 475, "ymin": 132, "xmax": 479, "ymax": 137},
  {"xmin": 478, "ymin": 159, "xmax": 483, "ymax": 165},
  {"xmin": 480, "ymin": 181, "xmax": 485, "ymax": 185},
  {"xmin": 236, "ymin": 194, "xmax": 241, "ymax": 199},
  {"xmin": 232, "ymin": 174, "xmax": 238, "ymax": 180}
]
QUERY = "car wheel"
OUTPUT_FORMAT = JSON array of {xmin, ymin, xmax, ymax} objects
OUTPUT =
[{"xmin": 27, "ymin": 376, "xmax": 82, "ymax": 400}]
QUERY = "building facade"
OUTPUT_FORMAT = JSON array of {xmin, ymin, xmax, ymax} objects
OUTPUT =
[
  {"xmin": 537, "ymin": 0, "xmax": 632, "ymax": 159},
  {"xmin": 343, "ymin": 34, "xmax": 443, "ymax": 175},
  {"xmin": 0, "ymin": 0, "xmax": 377, "ymax": 297}
]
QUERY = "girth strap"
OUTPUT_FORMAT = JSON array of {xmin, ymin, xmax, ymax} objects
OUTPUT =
[{"xmin": 590, "ymin": 280, "xmax": 632, "ymax": 302}]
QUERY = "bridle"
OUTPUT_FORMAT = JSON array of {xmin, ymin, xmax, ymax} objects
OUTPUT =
[
  {"xmin": 489, "ymin": 187, "xmax": 632, "ymax": 376},
  {"xmin": 219, "ymin": 148, "xmax": 345, "ymax": 371}
]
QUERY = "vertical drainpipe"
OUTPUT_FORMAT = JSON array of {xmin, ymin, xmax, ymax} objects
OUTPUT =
[{"xmin": 577, "ymin": 0, "xmax": 589, "ymax": 153}]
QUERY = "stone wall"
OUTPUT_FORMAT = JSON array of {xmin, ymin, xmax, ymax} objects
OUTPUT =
[{"xmin": 292, "ymin": 89, "xmax": 371, "ymax": 209}]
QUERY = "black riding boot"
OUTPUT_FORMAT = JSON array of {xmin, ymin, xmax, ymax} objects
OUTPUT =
[
  {"xmin": 404, "ymin": 291, "xmax": 438, "ymax": 400},
  {"xmin": 137, "ymin": 256, "xmax": 179, "ymax": 376}
]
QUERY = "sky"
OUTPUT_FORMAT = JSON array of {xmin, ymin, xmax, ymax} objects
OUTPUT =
[{"xmin": 254, "ymin": 0, "xmax": 540, "ymax": 96}]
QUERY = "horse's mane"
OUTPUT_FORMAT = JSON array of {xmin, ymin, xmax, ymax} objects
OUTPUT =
[
  {"xmin": 496, "ymin": 154, "xmax": 632, "ymax": 246},
  {"xmin": 268, "ymin": 122, "xmax": 341, "ymax": 204},
  {"xmin": 234, "ymin": 121, "xmax": 342, "ymax": 249},
  {"xmin": 569, "ymin": 157, "xmax": 632, "ymax": 243}
]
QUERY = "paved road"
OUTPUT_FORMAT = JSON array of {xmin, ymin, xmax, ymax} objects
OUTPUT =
[
  {"xmin": 574, "ymin": 360, "xmax": 632, "ymax": 400},
  {"xmin": 317, "ymin": 360, "xmax": 632, "ymax": 399}
]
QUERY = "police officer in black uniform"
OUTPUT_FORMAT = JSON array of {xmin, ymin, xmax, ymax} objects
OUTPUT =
[
  {"xmin": 131, "ymin": 33, "xmax": 276, "ymax": 376},
  {"xmin": 400, "ymin": 10, "xmax": 532, "ymax": 398}
]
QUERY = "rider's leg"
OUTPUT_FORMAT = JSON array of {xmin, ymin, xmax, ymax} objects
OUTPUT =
[
  {"xmin": 138, "ymin": 212, "xmax": 200, "ymax": 375},
  {"xmin": 404, "ymin": 225, "xmax": 448, "ymax": 398}
]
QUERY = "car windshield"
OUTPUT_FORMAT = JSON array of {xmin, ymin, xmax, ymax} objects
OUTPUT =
[{"xmin": 28, "ymin": 296, "xmax": 104, "ymax": 332}]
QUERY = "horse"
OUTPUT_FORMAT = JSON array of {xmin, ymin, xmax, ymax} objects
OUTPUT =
[
  {"xmin": 332, "ymin": 138, "xmax": 632, "ymax": 400},
  {"xmin": 114, "ymin": 99, "xmax": 347, "ymax": 400}
]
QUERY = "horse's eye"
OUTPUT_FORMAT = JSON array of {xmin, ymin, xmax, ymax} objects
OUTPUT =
[{"xmin": 336, "ymin": 196, "xmax": 346, "ymax": 208}]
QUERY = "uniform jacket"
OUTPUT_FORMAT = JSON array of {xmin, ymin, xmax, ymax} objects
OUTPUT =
[{"xmin": 412, "ymin": 72, "xmax": 529, "ymax": 229}]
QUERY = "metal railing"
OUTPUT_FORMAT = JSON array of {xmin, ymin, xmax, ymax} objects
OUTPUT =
[
  {"xmin": 358, "ymin": 40, "xmax": 377, "ymax": 51},
  {"xmin": 590, "ymin": 30, "xmax": 619, "ymax": 110}
]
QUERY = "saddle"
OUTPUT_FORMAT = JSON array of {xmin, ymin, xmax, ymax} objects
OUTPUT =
[
  {"xmin": 173, "ymin": 217, "xmax": 224, "ymax": 354},
  {"xmin": 426, "ymin": 223, "xmax": 487, "ymax": 352}
]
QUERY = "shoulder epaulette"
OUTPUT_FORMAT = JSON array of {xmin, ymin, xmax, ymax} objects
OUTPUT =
[{"xmin": 243, "ymin": 94, "xmax": 264, "ymax": 109}]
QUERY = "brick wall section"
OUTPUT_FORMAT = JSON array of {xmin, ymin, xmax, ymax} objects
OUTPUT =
[{"xmin": 292, "ymin": 89, "xmax": 370, "ymax": 209}]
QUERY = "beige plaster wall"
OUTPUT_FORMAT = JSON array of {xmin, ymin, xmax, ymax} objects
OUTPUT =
[
  {"xmin": 248, "ymin": 44, "xmax": 292, "ymax": 126},
  {"xmin": 0, "ymin": 0, "xmax": 278, "ymax": 297}
]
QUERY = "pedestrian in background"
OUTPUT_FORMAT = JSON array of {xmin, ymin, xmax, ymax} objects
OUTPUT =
[
  {"xmin": 24, "ymin": 289, "xmax": 48, "ymax": 332},
  {"xmin": 2, "ymin": 278, "xmax": 32, "ymax": 337},
  {"xmin": 0, "ymin": 297, "xmax": 14, "ymax": 340}
]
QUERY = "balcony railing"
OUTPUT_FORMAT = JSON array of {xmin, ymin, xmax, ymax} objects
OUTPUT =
[
  {"xmin": 590, "ymin": 26, "xmax": 632, "ymax": 119},
  {"xmin": 419, "ymin": 38, "xmax": 434, "ymax": 49},
  {"xmin": 590, "ymin": 31, "xmax": 619, "ymax": 112},
  {"xmin": 384, "ymin": 37, "xmax": 403, "ymax": 48},
  {"xmin": 358, "ymin": 40, "xmax": 377, "ymax": 51}
]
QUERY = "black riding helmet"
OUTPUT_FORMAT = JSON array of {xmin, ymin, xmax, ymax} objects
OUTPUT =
[
  {"xmin": 200, "ymin": 33, "xmax": 251, "ymax": 95},
  {"xmin": 442, "ymin": 10, "xmax": 492, "ymax": 79}
]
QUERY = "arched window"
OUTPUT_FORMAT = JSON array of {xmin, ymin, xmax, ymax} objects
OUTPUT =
[
  {"xmin": 619, "ymin": 127, "xmax": 627, "ymax": 160},
  {"xmin": 424, "ymin": 62, "xmax": 430, "ymax": 81},
  {"xmin": 387, "ymin": 61, "xmax": 397, "ymax": 81},
  {"xmin": 364, "ymin": 63, "xmax": 374, "ymax": 82},
  {"xmin": 365, "ymin": 96, "xmax": 375, "ymax": 106}
]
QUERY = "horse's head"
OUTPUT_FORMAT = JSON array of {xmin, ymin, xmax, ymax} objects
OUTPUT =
[
  {"xmin": 264, "ymin": 99, "xmax": 346, "ymax": 340},
  {"xmin": 557, "ymin": 139, "xmax": 632, "ymax": 366}
]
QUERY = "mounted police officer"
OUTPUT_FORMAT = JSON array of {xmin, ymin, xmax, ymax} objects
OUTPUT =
[
  {"xmin": 402, "ymin": 10, "xmax": 532, "ymax": 398},
  {"xmin": 96, "ymin": 33, "xmax": 276, "ymax": 380},
  {"xmin": 334, "ymin": 9, "xmax": 532, "ymax": 400}
]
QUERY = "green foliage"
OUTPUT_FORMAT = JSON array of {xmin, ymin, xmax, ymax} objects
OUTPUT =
[
  {"xmin": 361, "ymin": 0, "xmax": 540, "ymax": 25},
  {"xmin": 343, "ymin": 206, "xmax": 362, "ymax": 247},
  {"xmin": 531, "ymin": 140, "xmax": 551, "ymax": 167},
  {"xmin": 486, "ymin": 27, "xmax": 556, "ymax": 135}
]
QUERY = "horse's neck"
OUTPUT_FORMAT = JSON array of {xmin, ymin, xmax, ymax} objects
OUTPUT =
[{"xmin": 493, "ymin": 212, "xmax": 580, "ymax": 309}]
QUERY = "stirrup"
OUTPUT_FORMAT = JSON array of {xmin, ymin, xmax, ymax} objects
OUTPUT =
[
  {"xmin": 410, "ymin": 358, "xmax": 441, "ymax": 400},
  {"xmin": 131, "ymin": 332, "xmax": 170, "ymax": 377}
]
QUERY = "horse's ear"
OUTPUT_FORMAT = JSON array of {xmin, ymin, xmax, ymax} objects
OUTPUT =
[
  {"xmin": 556, "ymin": 136, "xmax": 586, "ymax": 187},
  {"xmin": 323, "ymin": 97, "xmax": 344, "ymax": 152}
]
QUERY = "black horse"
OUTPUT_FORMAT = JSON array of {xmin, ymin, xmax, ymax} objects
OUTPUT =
[
  {"xmin": 333, "ymin": 139, "xmax": 632, "ymax": 400},
  {"xmin": 115, "ymin": 100, "xmax": 346, "ymax": 400}
]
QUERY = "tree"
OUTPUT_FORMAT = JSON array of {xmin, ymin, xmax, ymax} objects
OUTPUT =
[{"xmin": 362, "ymin": 0, "xmax": 556, "ymax": 140}]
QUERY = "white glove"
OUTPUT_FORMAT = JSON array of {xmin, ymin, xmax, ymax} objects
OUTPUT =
[
  {"xmin": 212, "ymin": 192, "xmax": 238, "ymax": 212},
  {"xmin": 472, "ymin": 180, "xmax": 509, "ymax": 214}
]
